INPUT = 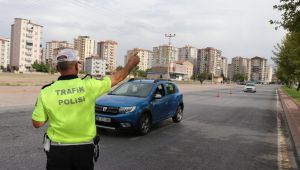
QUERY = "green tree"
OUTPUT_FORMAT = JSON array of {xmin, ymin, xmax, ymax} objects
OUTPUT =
[
  {"xmin": 270, "ymin": 0, "xmax": 300, "ymax": 32},
  {"xmin": 271, "ymin": 0, "xmax": 300, "ymax": 90},
  {"xmin": 116, "ymin": 66, "xmax": 123, "ymax": 71},
  {"xmin": 272, "ymin": 32, "xmax": 300, "ymax": 90},
  {"xmin": 131, "ymin": 66, "xmax": 139, "ymax": 77},
  {"xmin": 233, "ymin": 73, "xmax": 247, "ymax": 82},
  {"xmin": 198, "ymin": 73, "xmax": 207, "ymax": 85},
  {"xmin": 32, "ymin": 61, "xmax": 50, "ymax": 73}
]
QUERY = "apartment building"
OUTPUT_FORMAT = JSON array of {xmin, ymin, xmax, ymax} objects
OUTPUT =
[
  {"xmin": 230, "ymin": 56, "xmax": 251, "ymax": 80},
  {"xmin": 45, "ymin": 41, "xmax": 73, "ymax": 63},
  {"xmin": 178, "ymin": 45, "xmax": 197, "ymax": 62},
  {"xmin": 153, "ymin": 45, "xmax": 179, "ymax": 66},
  {"xmin": 97, "ymin": 40, "xmax": 117, "ymax": 72},
  {"xmin": 251, "ymin": 56, "xmax": 267, "ymax": 82},
  {"xmin": 10, "ymin": 18, "xmax": 43, "ymax": 72},
  {"xmin": 0, "ymin": 38, "xmax": 10, "ymax": 69},
  {"xmin": 125, "ymin": 48, "xmax": 153, "ymax": 71},
  {"xmin": 84, "ymin": 56, "xmax": 106, "ymax": 76},
  {"xmin": 74, "ymin": 36, "xmax": 96, "ymax": 62},
  {"xmin": 197, "ymin": 47, "xmax": 222, "ymax": 77},
  {"xmin": 221, "ymin": 57, "xmax": 228, "ymax": 78},
  {"xmin": 266, "ymin": 66, "xmax": 273, "ymax": 83}
]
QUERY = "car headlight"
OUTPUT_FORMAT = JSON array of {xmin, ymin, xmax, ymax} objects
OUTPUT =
[{"xmin": 119, "ymin": 106, "xmax": 136, "ymax": 113}]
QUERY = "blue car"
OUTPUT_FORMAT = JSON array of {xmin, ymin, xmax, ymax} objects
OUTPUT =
[{"xmin": 95, "ymin": 79, "xmax": 184, "ymax": 135}]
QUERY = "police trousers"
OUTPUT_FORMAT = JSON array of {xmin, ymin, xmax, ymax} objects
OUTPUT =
[{"xmin": 46, "ymin": 144, "xmax": 94, "ymax": 170}]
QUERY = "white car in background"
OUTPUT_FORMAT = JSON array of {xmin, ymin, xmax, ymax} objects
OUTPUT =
[{"xmin": 243, "ymin": 83, "xmax": 256, "ymax": 93}]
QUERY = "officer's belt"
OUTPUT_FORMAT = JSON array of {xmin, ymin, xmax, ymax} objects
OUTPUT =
[{"xmin": 50, "ymin": 140, "xmax": 94, "ymax": 146}]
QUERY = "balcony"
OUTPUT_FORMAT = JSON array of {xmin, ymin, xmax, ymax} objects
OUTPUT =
[
  {"xmin": 25, "ymin": 51, "xmax": 32, "ymax": 56},
  {"xmin": 26, "ymin": 33, "xmax": 33, "ymax": 38},
  {"xmin": 25, "ymin": 57, "xmax": 32, "ymax": 62},
  {"xmin": 26, "ymin": 45, "xmax": 33, "ymax": 49}
]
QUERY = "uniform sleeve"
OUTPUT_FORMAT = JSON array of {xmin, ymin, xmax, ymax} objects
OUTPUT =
[
  {"xmin": 32, "ymin": 93, "xmax": 48, "ymax": 122},
  {"xmin": 89, "ymin": 76, "xmax": 112, "ymax": 98}
]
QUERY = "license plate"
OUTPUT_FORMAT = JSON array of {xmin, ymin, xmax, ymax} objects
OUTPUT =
[{"xmin": 97, "ymin": 117, "xmax": 111, "ymax": 123}]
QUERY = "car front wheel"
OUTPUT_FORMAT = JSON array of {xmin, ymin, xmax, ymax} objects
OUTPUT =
[
  {"xmin": 172, "ymin": 106, "xmax": 183, "ymax": 123},
  {"xmin": 137, "ymin": 113, "xmax": 151, "ymax": 135}
]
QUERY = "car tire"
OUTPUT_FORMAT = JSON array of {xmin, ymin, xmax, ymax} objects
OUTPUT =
[
  {"xmin": 137, "ymin": 113, "xmax": 151, "ymax": 136},
  {"xmin": 172, "ymin": 106, "xmax": 183, "ymax": 123}
]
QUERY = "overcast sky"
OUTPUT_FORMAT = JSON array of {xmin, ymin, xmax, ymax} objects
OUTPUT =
[{"xmin": 0, "ymin": 0, "xmax": 286, "ymax": 66}]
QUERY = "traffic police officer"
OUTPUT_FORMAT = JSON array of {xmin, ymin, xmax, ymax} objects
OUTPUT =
[{"xmin": 32, "ymin": 49, "xmax": 140, "ymax": 170}]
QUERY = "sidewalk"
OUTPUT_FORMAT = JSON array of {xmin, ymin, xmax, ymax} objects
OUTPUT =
[{"xmin": 278, "ymin": 89, "xmax": 300, "ymax": 162}]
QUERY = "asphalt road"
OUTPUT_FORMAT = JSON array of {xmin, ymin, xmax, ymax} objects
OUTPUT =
[{"xmin": 0, "ymin": 85, "xmax": 296, "ymax": 170}]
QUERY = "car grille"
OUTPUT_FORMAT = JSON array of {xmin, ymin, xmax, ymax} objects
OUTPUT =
[{"xmin": 95, "ymin": 105, "xmax": 120, "ymax": 115}]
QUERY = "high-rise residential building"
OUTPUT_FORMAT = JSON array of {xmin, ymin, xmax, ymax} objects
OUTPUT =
[
  {"xmin": 197, "ymin": 47, "xmax": 222, "ymax": 76},
  {"xmin": 0, "ymin": 38, "xmax": 10, "ymax": 69},
  {"xmin": 266, "ymin": 66, "xmax": 273, "ymax": 83},
  {"xmin": 45, "ymin": 41, "xmax": 73, "ymax": 63},
  {"xmin": 178, "ymin": 45, "xmax": 197, "ymax": 63},
  {"xmin": 74, "ymin": 36, "xmax": 96, "ymax": 62},
  {"xmin": 125, "ymin": 48, "xmax": 153, "ymax": 71},
  {"xmin": 178, "ymin": 45, "xmax": 198, "ymax": 75},
  {"xmin": 251, "ymin": 56, "xmax": 267, "ymax": 82},
  {"xmin": 84, "ymin": 56, "xmax": 106, "ymax": 76},
  {"xmin": 97, "ymin": 40, "xmax": 118, "ymax": 72},
  {"xmin": 221, "ymin": 57, "xmax": 228, "ymax": 78},
  {"xmin": 231, "ymin": 56, "xmax": 251, "ymax": 80},
  {"xmin": 227, "ymin": 63, "xmax": 232, "ymax": 79},
  {"xmin": 153, "ymin": 45, "xmax": 179, "ymax": 66},
  {"xmin": 10, "ymin": 18, "xmax": 43, "ymax": 72}
]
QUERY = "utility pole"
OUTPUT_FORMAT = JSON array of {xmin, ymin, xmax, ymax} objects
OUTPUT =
[
  {"xmin": 164, "ymin": 34, "xmax": 176, "ymax": 79},
  {"xmin": 165, "ymin": 34, "xmax": 176, "ymax": 46}
]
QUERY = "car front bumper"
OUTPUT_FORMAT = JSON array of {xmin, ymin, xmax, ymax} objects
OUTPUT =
[{"xmin": 95, "ymin": 113, "xmax": 139, "ymax": 130}]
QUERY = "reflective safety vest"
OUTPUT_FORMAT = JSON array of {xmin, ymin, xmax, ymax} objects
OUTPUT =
[{"xmin": 32, "ymin": 75, "xmax": 111, "ymax": 143}]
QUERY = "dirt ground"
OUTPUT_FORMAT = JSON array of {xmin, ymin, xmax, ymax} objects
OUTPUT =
[{"xmin": 0, "ymin": 73, "xmax": 236, "ymax": 107}]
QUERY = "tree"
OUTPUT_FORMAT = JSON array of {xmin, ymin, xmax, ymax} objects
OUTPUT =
[
  {"xmin": 272, "ymin": 32, "xmax": 300, "ymax": 90},
  {"xmin": 233, "ymin": 73, "xmax": 247, "ymax": 82},
  {"xmin": 116, "ymin": 66, "xmax": 123, "ymax": 71},
  {"xmin": 32, "ymin": 61, "xmax": 50, "ymax": 73},
  {"xmin": 270, "ymin": 0, "xmax": 300, "ymax": 32},
  {"xmin": 198, "ymin": 73, "xmax": 207, "ymax": 85},
  {"xmin": 137, "ymin": 70, "xmax": 147, "ymax": 78},
  {"xmin": 130, "ymin": 66, "xmax": 139, "ymax": 77}
]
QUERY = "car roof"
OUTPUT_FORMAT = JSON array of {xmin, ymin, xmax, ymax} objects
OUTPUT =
[{"xmin": 128, "ymin": 79, "xmax": 173, "ymax": 84}]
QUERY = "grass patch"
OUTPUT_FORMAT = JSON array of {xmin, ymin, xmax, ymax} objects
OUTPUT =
[{"xmin": 282, "ymin": 86, "xmax": 300, "ymax": 103}]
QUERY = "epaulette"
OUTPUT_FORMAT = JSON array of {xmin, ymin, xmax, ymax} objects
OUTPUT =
[
  {"xmin": 41, "ymin": 81, "xmax": 55, "ymax": 89},
  {"xmin": 82, "ymin": 74, "xmax": 93, "ymax": 80}
]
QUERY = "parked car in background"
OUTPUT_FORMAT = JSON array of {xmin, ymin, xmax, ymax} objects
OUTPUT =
[
  {"xmin": 95, "ymin": 79, "xmax": 184, "ymax": 135},
  {"xmin": 243, "ymin": 83, "xmax": 256, "ymax": 93}
]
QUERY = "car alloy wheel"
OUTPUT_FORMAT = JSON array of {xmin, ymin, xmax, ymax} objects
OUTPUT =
[
  {"xmin": 172, "ymin": 106, "xmax": 183, "ymax": 123},
  {"xmin": 138, "ymin": 113, "xmax": 151, "ymax": 135}
]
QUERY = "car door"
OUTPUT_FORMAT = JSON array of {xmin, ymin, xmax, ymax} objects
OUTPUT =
[
  {"xmin": 164, "ymin": 83, "xmax": 178, "ymax": 117},
  {"xmin": 150, "ymin": 83, "xmax": 169, "ymax": 122}
]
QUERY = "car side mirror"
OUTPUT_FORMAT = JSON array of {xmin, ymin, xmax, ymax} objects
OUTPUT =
[{"xmin": 154, "ymin": 93, "xmax": 162, "ymax": 99}]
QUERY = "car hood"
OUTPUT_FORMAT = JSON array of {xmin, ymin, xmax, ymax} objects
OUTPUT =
[
  {"xmin": 95, "ymin": 95, "xmax": 147, "ymax": 107},
  {"xmin": 244, "ymin": 86, "xmax": 255, "ymax": 89}
]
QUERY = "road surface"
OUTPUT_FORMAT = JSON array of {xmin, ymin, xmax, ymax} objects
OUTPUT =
[{"xmin": 0, "ymin": 85, "xmax": 297, "ymax": 170}]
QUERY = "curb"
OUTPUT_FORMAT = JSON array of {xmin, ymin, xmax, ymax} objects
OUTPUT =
[{"xmin": 278, "ymin": 89, "xmax": 300, "ymax": 163}]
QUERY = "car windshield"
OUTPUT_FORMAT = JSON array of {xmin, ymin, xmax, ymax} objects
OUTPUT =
[
  {"xmin": 109, "ymin": 82, "xmax": 154, "ymax": 97},
  {"xmin": 246, "ymin": 84, "xmax": 255, "ymax": 86}
]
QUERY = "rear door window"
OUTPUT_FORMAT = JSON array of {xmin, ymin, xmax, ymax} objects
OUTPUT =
[{"xmin": 166, "ymin": 83, "xmax": 176, "ymax": 95}]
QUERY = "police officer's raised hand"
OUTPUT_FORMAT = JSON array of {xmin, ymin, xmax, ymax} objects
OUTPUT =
[
  {"xmin": 110, "ymin": 52, "xmax": 140, "ymax": 87},
  {"xmin": 127, "ymin": 52, "xmax": 140, "ymax": 68}
]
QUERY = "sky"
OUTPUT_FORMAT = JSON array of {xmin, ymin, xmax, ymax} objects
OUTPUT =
[{"xmin": 0, "ymin": 0, "xmax": 286, "ymax": 66}]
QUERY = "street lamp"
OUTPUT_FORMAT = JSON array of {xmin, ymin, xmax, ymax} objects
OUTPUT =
[{"xmin": 164, "ymin": 33, "xmax": 176, "ymax": 79}]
